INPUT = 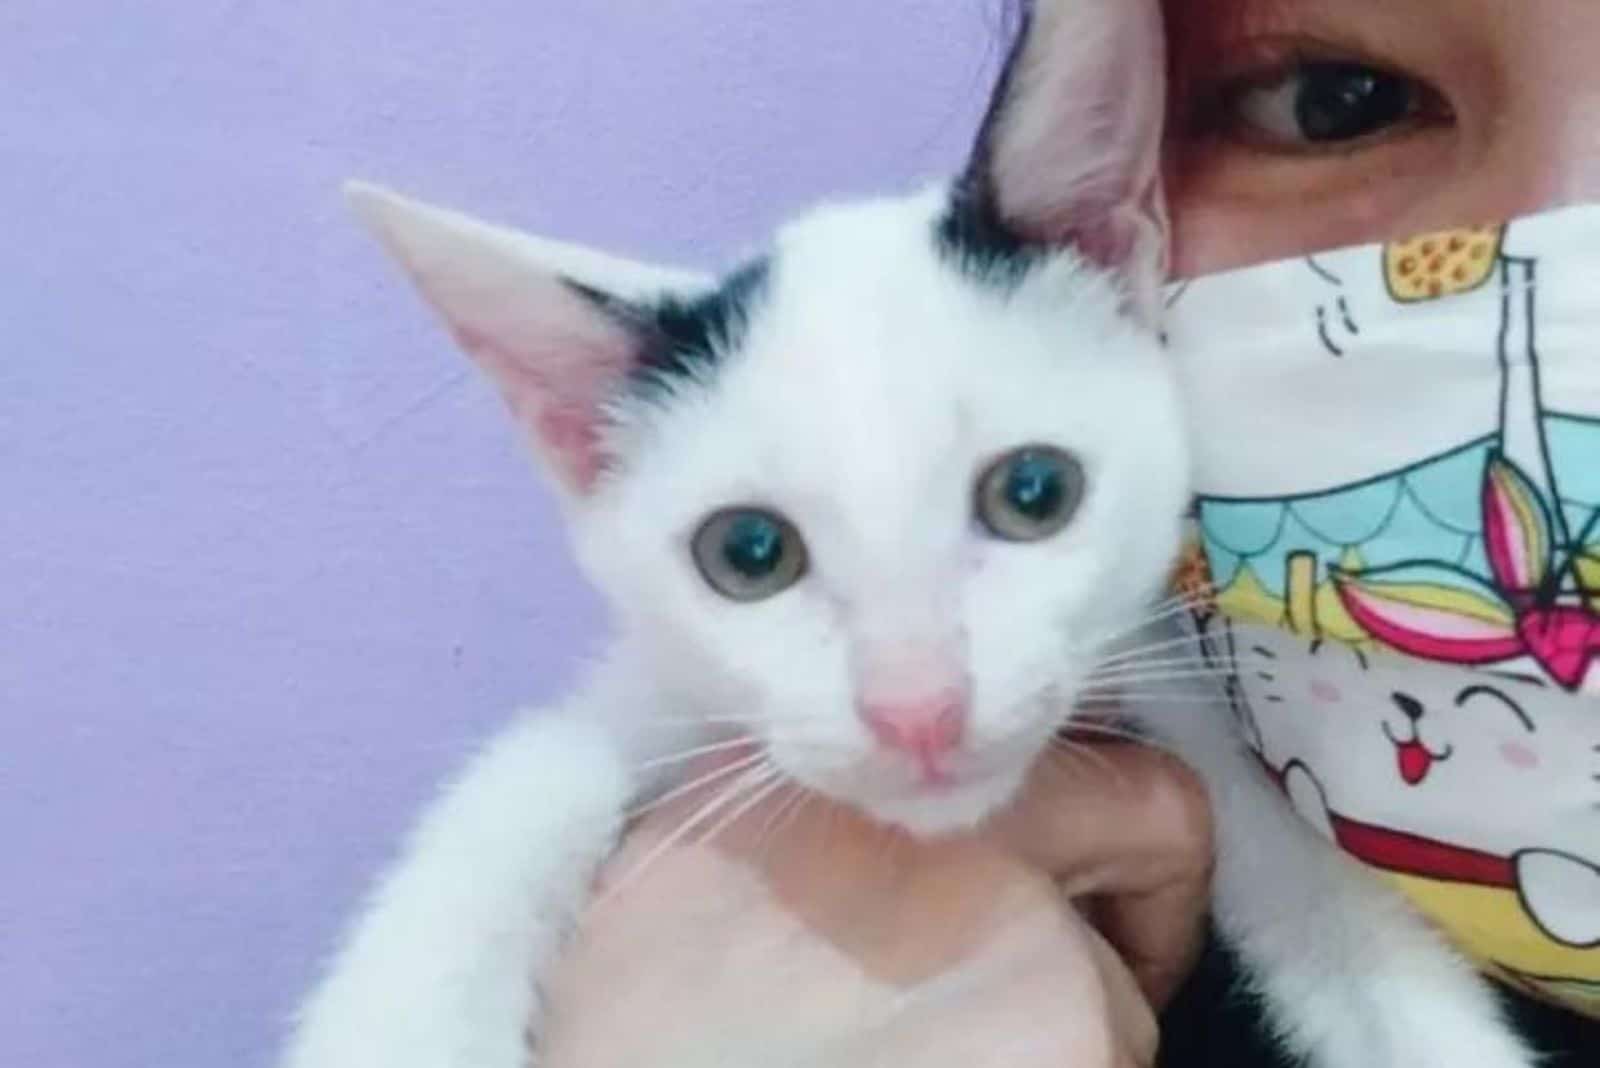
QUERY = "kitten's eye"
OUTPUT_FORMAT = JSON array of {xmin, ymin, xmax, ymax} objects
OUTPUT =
[
  {"xmin": 1221, "ymin": 61, "xmax": 1438, "ymax": 149},
  {"xmin": 692, "ymin": 508, "xmax": 808, "ymax": 602},
  {"xmin": 976, "ymin": 447, "xmax": 1085, "ymax": 543}
]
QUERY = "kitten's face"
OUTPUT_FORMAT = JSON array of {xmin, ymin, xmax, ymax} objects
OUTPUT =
[
  {"xmin": 350, "ymin": 0, "xmax": 1174, "ymax": 834},
  {"xmin": 580, "ymin": 194, "xmax": 1189, "ymax": 833}
]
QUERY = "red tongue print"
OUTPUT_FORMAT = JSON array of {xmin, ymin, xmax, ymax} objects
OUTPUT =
[{"xmin": 1395, "ymin": 739, "xmax": 1434, "ymax": 786}]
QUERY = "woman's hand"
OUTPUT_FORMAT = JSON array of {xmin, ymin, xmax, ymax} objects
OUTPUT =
[{"xmin": 540, "ymin": 743, "xmax": 1213, "ymax": 1068}]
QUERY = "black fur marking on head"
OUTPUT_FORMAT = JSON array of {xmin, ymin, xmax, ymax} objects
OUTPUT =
[
  {"xmin": 566, "ymin": 257, "xmax": 772, "ymax": 398},
  {"xmin": 637, "ymin": 257, "xmax": 771, "ymax": 390},
  {"xmin": 935, "ymin": 1, "xmax": 1044, "ymax": 290},
  {"xmin": 935, "ymin": 186, "xmax": 1043, "ymax": 290}
]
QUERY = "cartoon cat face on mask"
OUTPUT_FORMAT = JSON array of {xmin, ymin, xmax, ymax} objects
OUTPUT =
[
  {"xmin": 1233, "ymin": 624, "xmax": 1599, "ymax": 863},
  {"xmin": 1223, "ymin": 620, "xmax": 1600, "ymax": 973}
]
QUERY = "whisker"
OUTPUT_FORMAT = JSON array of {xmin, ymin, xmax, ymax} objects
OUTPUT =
[
  {"xmin": 1094, "ymin": 652, "xmax": 1214, "ymax": 670},
  {"xmin": 1081, "ymin": 671, "xmax": 1233, "ymax": 688},
  {"xmin": 626, "ymin": 750, "xmax": 767, "ymax": 819},
  {"xmin": 770, "ymin": 788, "xmax": 817, "ymax": 858},
  {"xmin": 602, "ymin": 763, "xmax": 778, "ymax": 904},
  {"xmin": 635, "ymin": 736, "xmax": 760, "ymax": 772},
  {"xmin": 1098, "ymin": 649, "xmax": 1232, "ymax": 677},
  {"xmin": 1095, "ymin": 631, "xmax": 1210, "ymax": 667},
  {"xmin": 1062, "ymin": 721, "xmax": 1148, "ymax": 743},
  {"xmin": 1088, "ymin": 655, "xmax": 1235, "ymax": 671},
  {"xmin": 1076, "ymin": 691, "xmax": 1229, "ymax": 706},
  {"xmin": 751, "ymin": 783, "xmax": 804, "ymax": 859},
  {"xmin": 869, "ymin": 816, "xmax": 911, "ymax": 877},
  {"xmin": 1063, "ymin": 721, "xmax": 1180, "ymax": 759},
  {"xmin": 693, "ymin": 772, "xmax": 788, "ymax": 852},
  {"xmin": 1088, "ymin": 661, "xmax": 1232, "ymax": 682},
  {"xmin": 1048, "ymin": 740, "xmax": 1125, "ymax": 787},
  {"xmin": 1141, "ymin": 590, "xmax": 1207, "ymax": 619},
  {"xmin": 1088, "ymin": 658, "xmax": 1232, "ymax": 675},
  {"xmin": 1050, "ymin": 736, "xmax": 1115, "ymax": 775},
  {"xmin": 1089, "ymin": 595, "xmax": 1210, "ymax": 647}
]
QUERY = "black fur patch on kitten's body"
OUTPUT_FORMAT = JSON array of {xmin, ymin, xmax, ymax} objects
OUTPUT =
[{"xmin": 932, "ymin": 0, "xmax": 1045, "ymax": 291}]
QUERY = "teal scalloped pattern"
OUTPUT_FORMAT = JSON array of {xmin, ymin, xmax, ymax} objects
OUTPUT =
[{"xmin": 1198, "ymin": 414, "xmax": 1600, "ymax": 598}]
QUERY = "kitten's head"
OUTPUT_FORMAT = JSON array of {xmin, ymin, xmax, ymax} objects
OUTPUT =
[{"xmin": 349, "ymin": 0, "xmax": 1183, "ymax": 834}]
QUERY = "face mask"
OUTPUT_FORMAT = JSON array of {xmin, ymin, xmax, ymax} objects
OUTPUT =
[{"xmin": 1165, "ymin": 203, "xmax": 1600, "ymax": 1016}]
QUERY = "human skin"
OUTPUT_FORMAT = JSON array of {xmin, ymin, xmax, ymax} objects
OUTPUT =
[
  {"xmin": 542, "ymin": 746, "xmax": 1211, "ymax": 1068},
  {"xmin": 1166, "ymin": 0, "xmax": 1600, "ymax": 275},
  {"xmin": 542, "ymin": 2, "xmax": 1600, "ymax": 1065}
]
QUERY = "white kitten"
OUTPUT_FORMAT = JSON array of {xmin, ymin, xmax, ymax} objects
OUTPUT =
[{"xmin": 281, "ymin": 2, "xmax": 1537, "ymax": 1066}]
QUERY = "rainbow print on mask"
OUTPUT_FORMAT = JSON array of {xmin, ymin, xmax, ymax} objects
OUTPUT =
[
  {"xmin": 1333, "ymin": 452, "xmax": 1600, "ymax": 691},
  {"xmin": 1192, "ymin": 235, "xmax": 1600, "ymax": 694}
]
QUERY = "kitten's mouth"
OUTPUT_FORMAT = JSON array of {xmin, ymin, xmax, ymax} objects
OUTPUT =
[
  {"xmin": 797, "ymin": 753, "xmax": 1031, "ymax": 838},
  {"xmin": 1381, "ymin": 721, "xmax": 1454, "ymax": 786}
]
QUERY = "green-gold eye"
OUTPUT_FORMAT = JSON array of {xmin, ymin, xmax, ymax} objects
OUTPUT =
[
  {"xmin": 692, "ymin": 508, "xmax": 808, "ymax": 602},
  {"xmin": 976, "ymin": 446, "xmax": 1086, "ymax": 542}
]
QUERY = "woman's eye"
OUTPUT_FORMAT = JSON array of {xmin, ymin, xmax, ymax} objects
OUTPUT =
[
  {"xmin": 976, "ymin": 447, "xmax": 1085, "ymax": 543},
  {"xmin": 692, "ymin": 508, "xmax": 808, "ymax": 602},
  {"xmin": 1222, "ymin": 61, "xmax": 1436, "ymax": 149}
]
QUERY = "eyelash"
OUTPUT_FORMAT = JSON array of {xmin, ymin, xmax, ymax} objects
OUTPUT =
[{"xmin": 1187, "ymin": 43, "xmax": 1454, "ymax": 156}]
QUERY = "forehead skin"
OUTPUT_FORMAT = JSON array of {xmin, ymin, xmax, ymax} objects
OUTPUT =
[{"xmin": 1163, "ymin": 0, "xmax": 1600, "ymax": 274}]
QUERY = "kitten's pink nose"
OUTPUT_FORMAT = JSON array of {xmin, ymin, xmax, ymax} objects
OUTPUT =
[{"xmin": 859, "ymin": 690, "xmax": 969, "ymax": 768}]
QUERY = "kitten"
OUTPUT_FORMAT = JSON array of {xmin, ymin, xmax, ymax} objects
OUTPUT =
[{"xmin": 281, "ymin": 2, "xmax": 1536, "ymax": 1066}]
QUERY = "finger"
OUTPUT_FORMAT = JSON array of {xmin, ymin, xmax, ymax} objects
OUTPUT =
[
  {"xmin": 987, "ymin": 742, "xmax": 1214, "ymax": 1006},
  {"xmin": 1083, "ymin": 922, "xmax": 1160, "ymax": 1067}
]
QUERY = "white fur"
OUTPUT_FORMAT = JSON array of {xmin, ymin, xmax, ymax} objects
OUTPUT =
[
  {"xmin": 280, "ymin": 692, "xmax": 634, "ymax": 1068},
  {"xmin": 285, "ymin": 180, "xmax": 1190, "ymax": 1067},
  {"xmin": 285, "ymin": 0, "xmax": 1542, "ymax": 1061},
  {"xmin": 582, "ymin": 187, "xmax": 1189, "ymax": 835},
  {"xmin": 284, "ymin": 182, "xmax": 1540, "ymax": 1068}
]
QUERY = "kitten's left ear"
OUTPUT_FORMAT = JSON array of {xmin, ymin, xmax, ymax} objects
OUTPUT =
[
  {"xmin": 961, "ymin": 0, "xmax": 1169, "ymax": 321},
  {"xmin": 345, "ymin": 183, "xmax": 712, "ymax": 497}
]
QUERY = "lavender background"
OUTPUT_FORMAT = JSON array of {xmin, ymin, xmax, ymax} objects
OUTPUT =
[{"xmin": 3, "ymin": 3, "xmax": 1004, "ymax": 1065}]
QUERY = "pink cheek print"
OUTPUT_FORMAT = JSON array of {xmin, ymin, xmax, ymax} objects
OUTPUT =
[
  {"xmin": 1308, "ymin": 678, "xmax": 1343, "ymax": 703},
  {"xmin": 1497, "ymin": 741, "xmax": 1541, "ymax": 771}
]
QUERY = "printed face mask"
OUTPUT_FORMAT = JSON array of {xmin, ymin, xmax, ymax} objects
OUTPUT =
[{"xmin": 1165, "ymin": 203, "xmax": 1600, "ymax": 1017}]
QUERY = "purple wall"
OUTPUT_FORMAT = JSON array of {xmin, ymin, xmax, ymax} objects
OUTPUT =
[{"xmin": 4, "ymin": 4, "xmax": 998, "ymax": 1065}]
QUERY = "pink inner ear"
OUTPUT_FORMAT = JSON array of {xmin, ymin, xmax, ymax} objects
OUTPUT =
[
  {"xmin": 450, "ymin": 316, "xmax": 636, "ymax": 496},
  {"xmin": 984, "ymin": 0, "xmax": 1166, "ymax": 278},
  {"xmin": 535, "ymin": 403, "xmax": 606, "ymax": 492}
]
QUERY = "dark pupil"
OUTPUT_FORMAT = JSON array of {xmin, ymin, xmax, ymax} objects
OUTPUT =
[
  {"xmin": 1005, "ymin": 455, "xmax": 1063, "ymax": 523},
  {"xmin": 722, "ymin": 515, "xmax": 784, "ymax": 579},
  {"xmin": 1295, "ymin": 63, "xmax": 1412, "ymax": 143}
]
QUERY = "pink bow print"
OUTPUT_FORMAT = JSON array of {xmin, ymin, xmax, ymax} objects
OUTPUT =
[{"xmin": 1334, "ymin": 454, "xmax": 1600, "ymax": 691}]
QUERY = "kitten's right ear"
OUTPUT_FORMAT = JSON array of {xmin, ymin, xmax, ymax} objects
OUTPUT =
[
  {"xmin": 344, "ymin": 182, "xmax": 711, "ymax": 497},
  {"xmin": 960, "ymin": 0, "xmax": 1168, "ymax": 320}
]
